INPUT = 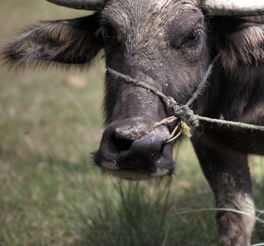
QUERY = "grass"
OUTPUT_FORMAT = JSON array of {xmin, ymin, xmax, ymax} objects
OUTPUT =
[{"xmin": 0, "ymin": 1, "xmax": 263, "ymax": 246}]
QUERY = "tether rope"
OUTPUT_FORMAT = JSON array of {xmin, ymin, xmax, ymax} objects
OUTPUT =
[{"xmin": 107, "ymin": 62, "xmax": 264, "ymax": 142}]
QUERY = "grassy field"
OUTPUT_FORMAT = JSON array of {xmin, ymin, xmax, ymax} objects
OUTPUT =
[{"xmin": 0, "ymin": 1, "xmax": 263, "ymax": 246}]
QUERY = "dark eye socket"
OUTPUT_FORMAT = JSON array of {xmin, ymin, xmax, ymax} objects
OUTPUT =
[
  {"xmin": 171, "ymin": 28, "xmax": 203, "ymax": 49},
  {"xmin": 182, "ymin": 30, "xmax": 201, "ymax": 46},
  {"xmin": 99, "ymin": 23, "xmax": 124, "ymax": 44},
  {"xmin": 99, "ymin": 24, "xmax": 116, "ymax": 41}
]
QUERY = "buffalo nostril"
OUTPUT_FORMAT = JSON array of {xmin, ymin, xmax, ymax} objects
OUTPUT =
[
  {"xmin": 116, "ymin": 134, "xmax": 166, "ymax": 172},
  {"xmin": 111, "ymin": 127, "xmax": 165, "ymax": 154},
  {"xmin": 111, "ymin": 133, "xmax": 133, "ymax": 152},
  {"xmin": 111, "ymin": 126, "xmax": 148, "ymax": 153}
]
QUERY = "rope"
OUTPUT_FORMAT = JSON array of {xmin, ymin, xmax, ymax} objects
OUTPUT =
[
  {"xmin": 198, "ymin": 116, "xmax": 264, "ymax": 131},
  {"xmin": 107, "ymin": 64, "xmax": 264, "ymax": 142},
  {"xmin": 107, "ymin": 67, "xmax": 172, "ymax": 105},
  {"xmin": 107, "ymin": 67, "xmax": 200, "ymax": 128},
  {"xmin": 185, "ymin": 62, "xmax": 215, "ymax": 107}
]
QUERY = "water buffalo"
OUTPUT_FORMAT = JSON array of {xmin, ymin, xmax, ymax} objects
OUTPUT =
[{"xmin": 2, "ymin": 0, "xmax": 264, "ymax": 245}]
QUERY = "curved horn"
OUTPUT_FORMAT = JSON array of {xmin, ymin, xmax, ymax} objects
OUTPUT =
[
  {"xmin": 47, "ymin": 0, "xmax": 104, "ymax": 10},
  {"xmin": 201, "ymin": 0, "xmax": 264, "ymax": 16}
]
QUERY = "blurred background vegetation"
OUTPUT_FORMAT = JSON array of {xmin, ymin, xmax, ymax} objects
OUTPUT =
[{"xmin": 0, "ymin": 0, "xmax": 263, "ymax": 245}]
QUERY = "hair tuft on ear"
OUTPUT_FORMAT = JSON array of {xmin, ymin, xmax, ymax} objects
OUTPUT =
[{"xmin": 1, "ymin": 14, "xmax": 103, "ymax": 71}]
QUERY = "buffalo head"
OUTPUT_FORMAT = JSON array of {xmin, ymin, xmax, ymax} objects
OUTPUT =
[{"xmin": 2, "ymin": 0, "xmax": 264, "ymax": 180}]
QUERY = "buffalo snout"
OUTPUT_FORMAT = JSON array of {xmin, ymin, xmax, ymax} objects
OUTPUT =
[{"xmin": 94, "ymin": 118, "xmax": 175, "ymax": 180}]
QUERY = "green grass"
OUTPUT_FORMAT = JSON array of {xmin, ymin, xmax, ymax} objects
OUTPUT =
[{"xmin": 0, "ymin": 1, "xmax": 263, "ymax": 246}]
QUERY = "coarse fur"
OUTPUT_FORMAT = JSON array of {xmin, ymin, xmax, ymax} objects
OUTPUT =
[
  {"xmin": 2, "ymin": 0, "xmax": 264, "ymax": 245},
  {"xmin": 2, "ymin": 14, "xmax": 103, "ymax": 70},
  {"xmin": 210, "ymin": 16, "xmax": 264, "ymax": 72}
]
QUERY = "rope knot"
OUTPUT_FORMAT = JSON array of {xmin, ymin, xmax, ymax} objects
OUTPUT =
[
  {"xmin": 163, "ymin": 96, "xmax": 199, "ymax": 130},
  {"xmin": 175, "ymin": 105, "xmax": 200, "ymax": 129}
]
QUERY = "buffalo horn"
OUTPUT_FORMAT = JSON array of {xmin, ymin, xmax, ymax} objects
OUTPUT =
[
  {"xmin": 201, "ymin": 0, "xmax": 264, "ymax": 16},
  {"xmin": 47, "ymin": 0, "xmax": 104, "ymax": 10}
]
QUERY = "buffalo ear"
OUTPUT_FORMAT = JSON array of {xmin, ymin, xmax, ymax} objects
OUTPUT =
[
  {"xmin": 2, "ymin": 13, "xmax": 103, "ymax": 70},
  {"xmin": 210, "ymin": 17, "xmax": 264, "ymax": 71}
]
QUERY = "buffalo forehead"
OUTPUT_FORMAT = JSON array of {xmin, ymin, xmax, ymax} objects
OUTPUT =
[{"xmin": 103, "ymin": 0, "xmax": 200, "ymax": 33}]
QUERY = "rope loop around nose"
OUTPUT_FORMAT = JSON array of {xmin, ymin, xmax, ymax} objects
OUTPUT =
[
  {"xmin": 107, "ymin": 58, "xmax": 264, "ymax": 143},
  {"xmin": 107, "ymin": 68, "xmax": 202, "ymax": 131}
]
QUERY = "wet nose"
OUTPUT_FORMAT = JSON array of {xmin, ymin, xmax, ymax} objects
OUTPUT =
[
  {"xmin": 116, "ymin": 133, "xmax": 165, "ymax": 172},
  {"xmin": 113, "ymin": 124, "xmax": 166, "ymax": 153},
  {"xmin": 96, "ymin": 121, "xmax": 171, "ymax": 173},
  {"xmin": 113, "ymin": 125, "xmax": 154, "ymax": 151},
  {"xmin": 129, "ymin": 134, "xmax": 164, "ymax": 155}
]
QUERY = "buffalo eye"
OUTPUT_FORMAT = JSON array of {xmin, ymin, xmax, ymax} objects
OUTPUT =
[
  {"xmin": 99, "ymin": 24, "xmax": 115, "ymax": 41},
  {"xmin": 182, "ymin": 29, "xmax": 202, "ymax": 47},
  {"xmin": 99, "ymin": 22, "xmax": 123, "ymax": 44},
  {"xmin": 172, "ymin": 28, "xmax": 203, "ymax": 49}
]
